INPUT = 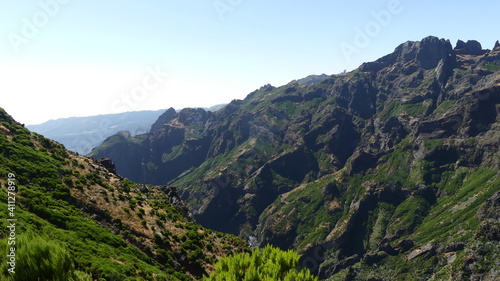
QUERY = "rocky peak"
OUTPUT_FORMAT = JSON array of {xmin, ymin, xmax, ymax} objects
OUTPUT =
[
  {"xmin": 494, "ymin": 40, "xmax": 500, "ymax": 50},
  {"xmin": 362, "ymin": 36, "xmax": 454, "ymax": 72},
  {"xmin": 178, "ymin": 108, "xmax": 212, "ymax": 125},
  {"xmin": 389, "ymin": 36, "xmax": 453, "ymax": 69},
  {"xmin": 416, "ymin": 36, "xmax": 454, "ymax": 69},
  {"xmin": 454, "ymin": 39, "xmax": 487, "ymax": 55},
  {"xmin": 150, "ymin": 107, "xmax": 176, "ymax": 132}
]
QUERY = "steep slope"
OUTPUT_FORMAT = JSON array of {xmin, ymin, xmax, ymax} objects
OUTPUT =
[
  {"xmin": 0, "ymin": 108, "xmax": 246, "ymax": 280},
  {"xmin": 91, "ymin": 36, "xmax": 500, "ymax": 280}
]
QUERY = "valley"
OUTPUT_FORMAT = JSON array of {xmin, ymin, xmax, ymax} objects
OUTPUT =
[{"xmin": 1, "ymin": 36, "xmax": 499, "ymax": 280}]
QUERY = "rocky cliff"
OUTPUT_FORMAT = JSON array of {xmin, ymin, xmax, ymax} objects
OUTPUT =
[{"xmin": 91, "ymin": 36, "xmax": 500, "ymax": 280}]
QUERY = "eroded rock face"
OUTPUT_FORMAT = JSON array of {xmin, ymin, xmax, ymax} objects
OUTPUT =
[
  {"xmin": 150, "ymin": 107, "xmax": 176, "ymax": 132},
  {"xmin": 95, "ymin": 158, "xmax": 117, "ymax": 174},
  {"xmin": 455, "ymin": 39, "xmax": 486, "ymax": 55},
  {"xmin": 91, "ymin": 36, "xmax": 500, "ymax": 280}
]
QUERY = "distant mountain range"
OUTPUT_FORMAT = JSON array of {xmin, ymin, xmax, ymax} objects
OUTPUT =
[
  {"xmin": 27, "ymin": 104, "xmax": 227, "ymax": 155},
  {"xmin": 90, "ymin": 36, "xmax": 500, "ymax": 280}
]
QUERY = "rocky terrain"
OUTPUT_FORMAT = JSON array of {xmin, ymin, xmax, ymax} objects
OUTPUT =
[
  {"xmin": 91, "ymin": 36, "xmax": 500, "ymax": 280},
  {"xmin": 0, "ymin": 108, "xmax": 246, "ymax": 280}
]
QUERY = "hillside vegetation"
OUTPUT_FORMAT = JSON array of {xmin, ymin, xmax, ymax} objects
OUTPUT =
[
  {"xmin": 91, "ymin": 36, "xmax": 500, "ymax": 280},
  {"xmin": 0, "ymin": 108, "xmax": 248, "ymax": 280}
]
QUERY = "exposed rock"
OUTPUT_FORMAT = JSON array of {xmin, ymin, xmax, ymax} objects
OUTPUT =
[
  {"xmin": 445, "ymin": 252, "xmax": 457, "ymax": 264},
  {"xmin": 89, "ymin": 36, "xmax": 500, "ymax": 280},
  {"xmin": 303, "ymin": 88, "xmax": 326, "ymax": 101},
  {"xmin": 417, "ymin": 36, "xmax": 454, "ymax": 69},
  {"xmin": 150, "ymin": 107, "xmax": 177, "ymax": 132},
  {"xmin": 362, "ymin": 251, "xmax": 388, "ymax": 265},
  {"xmin": 177, "ymin": 107, "xmax": 212, "ymax": 125},
  {"xmin": 439, "ymin": 242, "xmax": 465, "ymax": 253},
  {"xmin": 378, "ymin": 239, "xmax": 397, "ymax": 256},
  {"xmin": 318, "ymin": 254, "xmax": 359, "ymax": 279},
  {"xmin": 476, "ymin": 191, "xmax": 500, "ymax": 221},
  {"xmin": 455, "ymin": 40, "xmax": 487, "ymax": 55},
  {"xmin": 494, "ymin": 40, "xmax": 500, "ymax": 50},
  {"xmin": 359, "ymin": 61, "xmax": 388, "ymax": 72},
  {"xmin": 346, "ymin": 151, "xmax": 379, "ymax": 175},
  {"xmin": 476, "ymin": 219, "xmax": 500, "ymax": 241},
  {"xmin": 394, "ymin": 239, "xmax": 415, "ymax": 254},
  {"xmin": 436, "ymin": 57, "xmax": 455, "ymax": 84},
  {"xmin": 139, "ymin": 184, "xmax": 150, "ymax": 193},
  {"xmin": 407, "ymin": 243, "xmax": 435, "ymax": 260},
  {"xmin": 95, "ymin": 158, "xmax": 117, "ymax": 174}
]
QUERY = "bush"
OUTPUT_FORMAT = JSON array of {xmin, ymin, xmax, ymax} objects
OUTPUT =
[
  {"xmin": 0, "ymin": 232, "xmax": 78, "ymax": 280},
  {"xmin": 203, "ymin": 245, "xmax": 318, "ymax": 281}
]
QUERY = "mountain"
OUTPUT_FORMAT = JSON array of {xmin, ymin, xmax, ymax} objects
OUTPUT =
[
  {"xmin": 27, "ymin": 110, "xmax": 167, "ymax": 155},
  {"xmin": 297, "ymin": 74, "xmax": 331, "ymax": 85},
  {"xmin": 27, "ymin": 106, "xmax": 228, "ymax": 156},
  {"xmin": 0, "ymin": 107, "xmax": 247, "ymax": 280},
  {"xmin": 90, "ymin": 36, "xmax": 500, "ymax": 280},
  {"xmin": 205, "ymin": 104, "xmax": 228, "ymax": 112}
]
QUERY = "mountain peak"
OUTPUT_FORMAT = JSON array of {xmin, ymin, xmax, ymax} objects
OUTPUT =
[
  {"xmin": 150, "ymin": 107, "xmax": 177, "ymax": 132},
  {"xmin": 360, "ymin": 36, "xmax": 454, "ymax": 72},
  {"xmin": 454, "ymin": 39, "xmax": 487, "ymax": 55}
]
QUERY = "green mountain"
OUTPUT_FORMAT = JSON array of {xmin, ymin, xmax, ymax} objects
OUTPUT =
[
  {"xmin": 90, "ymin": 36, "xmax": 500, "ymax": 280},
  {"xmin": 0, "ymin": 108, "xmax": 247, "ymax": 280}
]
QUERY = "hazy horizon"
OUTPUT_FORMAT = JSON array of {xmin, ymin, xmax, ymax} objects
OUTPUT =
[{"xmin": 1, "ymin": 0, "xmax": 499, "ymax": 125}]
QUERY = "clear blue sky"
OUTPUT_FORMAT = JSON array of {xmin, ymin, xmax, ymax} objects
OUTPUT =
[{"xmin": 1, "ymin": 0, "xmax": 499, "ymax": 125}]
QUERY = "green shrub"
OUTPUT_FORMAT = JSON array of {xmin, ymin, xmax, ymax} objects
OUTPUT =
[
  {"xmin": 0, "ymin": 232, "xmax": 77, "ymax": 280},
  {"xmin": 203, "ymin": 245, "xmax": 318, "ymax": 281}
]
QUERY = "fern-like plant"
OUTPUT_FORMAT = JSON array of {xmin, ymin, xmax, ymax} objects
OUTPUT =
[{"xmin": 204, "ymin": 244, "xmax": 318, "ymax": 281}]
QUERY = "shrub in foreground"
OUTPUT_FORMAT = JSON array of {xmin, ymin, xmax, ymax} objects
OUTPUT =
[{"xmin": 204, "ymin": 244, "xmax": 318, "ymax": 281}]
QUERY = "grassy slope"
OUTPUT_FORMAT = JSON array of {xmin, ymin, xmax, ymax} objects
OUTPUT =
[{"xmin": 0, "ymin": 108, "xmax": 247, "ymax": 280}]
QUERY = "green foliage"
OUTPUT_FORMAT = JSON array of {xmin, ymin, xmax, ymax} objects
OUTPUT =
[
  {"xmin": 0, "ymin": 232, "xmax": 82, "ymax": 281},
  {"xmin": 163, "ymin": 145, "xmax": 184, "ymax": 162},
  {"xmin": 480, "ymin": 64, "xmax": 500, "ymax": 71},
  {"xmin": 367, "ymin": 202, "xmax": 396, "ymax": 250},
  {"xmin": 424, "ymin": 138, "xmax": 444, "ymax": 150},
  {"xmin": 414, "ymin": 168, "xmax": 499, "ymax": 244},
  {"xmin": 378, "ymin": 99, "xmax": 430, "ymax": 121},
  {"xmin": 378, "ymin": 100, "xmax": 399, "ymax": 121},
  {"xmin": 0, "ymin": 112, "xmax": 195, "ymax": 280},
  {"xmin": 204, "ymin": 245, "xmax": 318, "ymax": 281},
  {"xmin": 387, "ymin": 196, "xmax": 430, "ymax": 237},
  {"xmin": 399, "ymin": 101, "xmax": 428, "ymax": 116},
  {"xmin": 274, "ymin": 101, "xmax": 302, "ymax": 115},
  {"xmin": 434, "ymin": 99, "xmax": 457, "ymax": 114}
]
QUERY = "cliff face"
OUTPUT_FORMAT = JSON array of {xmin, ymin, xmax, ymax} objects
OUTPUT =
[{"xmin": 91, "ymin": 36, "xmax": 500, "ymax": 280}]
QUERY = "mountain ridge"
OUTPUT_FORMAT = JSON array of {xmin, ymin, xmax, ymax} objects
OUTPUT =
[
  {"xmin": 27, "ymin": 105, "xmax": 228, "ymax": 155},
  {"xmin": 91, "ymin": 36, "xmax": 500, "ymax": 280}
]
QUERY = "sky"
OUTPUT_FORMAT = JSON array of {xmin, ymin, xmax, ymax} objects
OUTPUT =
[{"xmin": 0, "ymin": 0, "xmax": 499, "ymax": 125}]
